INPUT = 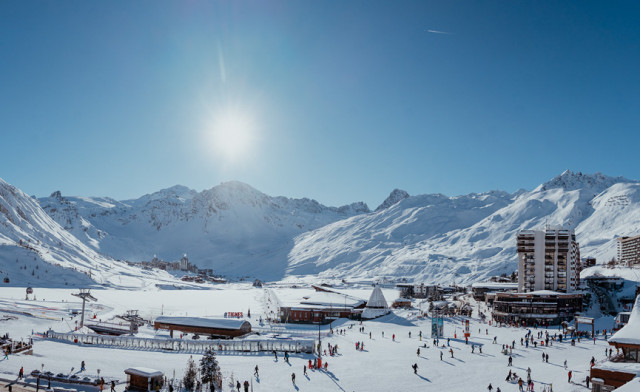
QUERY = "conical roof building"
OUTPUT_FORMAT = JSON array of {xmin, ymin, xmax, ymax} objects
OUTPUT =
[{"xmin": 361, "ymin": 285, "xmax": 390, "ymax": 319}]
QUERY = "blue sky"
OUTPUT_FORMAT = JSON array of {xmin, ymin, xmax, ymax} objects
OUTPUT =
[{"xmin": 1, "ymin": 1, "xmax": 639, "ymax": 208}]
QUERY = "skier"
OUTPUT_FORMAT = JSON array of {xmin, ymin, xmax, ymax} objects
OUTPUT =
[
  {"xmin": 508, "ymin": 355, "xmax": 513, "ymax": 366},
  {"xmin": 590, "ymin": 356, "xmax": 595, "ymax": 367},
  {"xmin": 243, "ymin": 380, "xmax": 249, "ymax": 392},
  {"xmin": 449, "ymin": 348, "xmax": 454, "ymax": 358},
  {"xmin": 308, "ymin": 359, "xmax": 312, "ymax": 369},
  {"xmin": 291, "ymin": 372, "xmax": 296, "ymax": 384},
  {"xmin": 236, "ymin": 380, "xmax": 240, "ymax": 392},
  {"xmin": 471, "ymin": 344, "xmax": 475, "ymax": 353},
  {"xmin": 506, "ymin": 369, "xmax": 512, "ymax": 381},
  {"xmin": 568, "ymin": 370, "xmax": 572, "ymax": 383},
  {"xmin": 303, "ymin": 365, "xmax": 307, "ymax": 376},
  {"xmin": 81, "ymin": 361, "xmax": 85, "ymax": 371},
  {"xmin": 440, "ymin": 351, "xmax": 443, "ymax": 360},
  {"xmin": 417, "ymin": 348, "xmax": 420, "ymax": 357},
  {"xmin": 412, "ymin": 363, "xmax": 418, "ymax": 374},
  {"xmin": 254, "ymin": 365, "xmax": 259, "ymax": 377},
  {"xmin": 393, "ymin": 334, "xmax": 395, "ymax": 341},
  {"xmin": 585, "ymin": 375, "xmax": 590, "ymax": 388},
  {"xmin": 19, "ymin": 367, "xmax": 24, "ymax": 379},
  {"xmin": 110, "ymin": 381, "xmax": 115, "ymax": 392},
  {"xmin": 488, "ymin": 383, "xmax": 493, "ymax": 391},
  {"xmin": 563, "ymin": 360, "xmax": 567, "ymax": 369},
  {"xmin": 273, "ymin": 350, "xmax": 277, "ymax": 360}
]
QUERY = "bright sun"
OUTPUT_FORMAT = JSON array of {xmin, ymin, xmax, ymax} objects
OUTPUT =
[{"xmin": 210, "ymin": 108, "xmax": 255, "ymax": 162}]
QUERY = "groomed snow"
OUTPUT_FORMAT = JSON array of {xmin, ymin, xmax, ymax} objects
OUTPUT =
[{"xmin": 0, "ymin": 286, "xmax": 618, "ymax": 392}]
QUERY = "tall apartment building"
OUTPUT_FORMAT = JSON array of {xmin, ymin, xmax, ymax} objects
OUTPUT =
[
  {"xmin": 516, "ymin": 228, "xmax": 580, "ymax": 293},
  {"xmin": 617, "ymin": 234, "xmax": 640, "ymax": 267}
]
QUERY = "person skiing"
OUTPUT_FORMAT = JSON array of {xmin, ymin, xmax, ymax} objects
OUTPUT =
[
  {"xmin": 412, "ymin": 363, "xmax": 418, "ymax": 374},
  {"xmin": 488, "ymin": 383, "xmax": 493, "ymax": 391},
  {"xmin": 417, "ymin": 348, "xmax": 420, "ymax": 357},
  {"xmin": 110, "ymin": 381, "xmax": 115, "ymax": 392},
  {"xmin": 254, "ymin": 365, "xmax": 259, "ymax": 377},
  {"xmin": 449, "ymin": 348, "xmax": 454, "ymax": 358},
  {"xmin": 303, "ymin": 365, "xmax": 307, "ymax": 376},
  {"xmin": 508, "ymin": 355, "xmax": 513, "ymax": 366},
  {"xmin": 564, "ymin": 360, "xmax": 567, "ymax": 369},
  {"xmin": 273, "ymin": 350, "xmax": 277, "ymax": 360},
  {"xmin": 243, "ymin": 380, "xmax": 249, "ymax": 392},
  {"xmin": 236, "ymin": 380, "xmax": 240, "ymax": 392},
  {"xmin": 393, "ymin": 334, "xmax": 395, "ymax": 341},
  {"xmin": 440, "ymin": 351, "xmax": 443, "ymax": 360},
  {"xmin": 568, "ymin": 370, "xmax": 572, "ymax": 383},
  {"xmin": 19, "ymin": 367, "xmax": 24, "ymax": 379},
  {"xmin": 506, "ymin": 369, "xmax": 512, "ymax": 381},
  {"xmin": 81, "ymin": 361, "xmax": 85, "ymax": 371},
  {"xmin": 545, "ymin": 353, "xmax": 549, "ymax": 363},
  {"xmin": 291, "ymin": 373, "xmax": 296, "ymax": 384},
  {"xmin": 308, "ymin": 359, "xmax": 312, "ymax": 369},
  {"xmin": 590, "ymin": 356, "xmax": 595, "ymax": 367}
]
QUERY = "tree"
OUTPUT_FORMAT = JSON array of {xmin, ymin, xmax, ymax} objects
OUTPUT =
[
  {"xmin": 199, "ymin": 348, "xmax": 221, "ymax": 392},
  {"xmin": 183, "ymin": 356, "xmax": 198, "ymax": 392}
]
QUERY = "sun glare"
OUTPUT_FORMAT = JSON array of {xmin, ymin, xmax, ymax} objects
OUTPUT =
[{"xmin": 210, "ymin": 108, "xmax": 255, "ymax": 162}]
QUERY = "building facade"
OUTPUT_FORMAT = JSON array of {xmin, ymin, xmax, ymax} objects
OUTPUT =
[
  {"xmin": 617, "ymin": 234, "xmax": 640, "ymax": 267},
  {"xmin": 517, "ymin": 229, "xmax": 580, "ymax": 293}
]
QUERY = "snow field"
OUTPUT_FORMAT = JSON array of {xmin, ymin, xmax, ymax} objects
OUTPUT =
[{"xmin": 0, "ymin": 287, "xmax": 611, "ymax": 391}]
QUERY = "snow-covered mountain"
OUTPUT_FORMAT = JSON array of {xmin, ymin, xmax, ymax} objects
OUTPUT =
[
  {"xmin": 0, "ymin": 178, "xmax": 182, "ymax": 288},
  {"xmin": 39, "ymin": 181, "xmax": 371, "ymax": 280},
  {"xmin": 286, "ymin": 171, "xmax": 640, "ymax": 284},
  {"xmin": 4, "ymin": 170, "xmax": 638, "ymax": 286}
]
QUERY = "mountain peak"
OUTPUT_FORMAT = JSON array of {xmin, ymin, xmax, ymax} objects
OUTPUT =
[
  {"xmin": 375, "ymin": 189, "xmax": 410, "ymax": 212},
  {"xmin": 537, "ymin": 170, "xmax": 634, "ymax": 192}
]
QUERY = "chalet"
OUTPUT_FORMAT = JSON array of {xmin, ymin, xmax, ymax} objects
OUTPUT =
[
  {"xmin": 278, "ymin": 289, "xmax": 366, "ymax": 324},
  {"xmin": 153, "ymin": 316, "xmax": 251, "ymax": 338},
  {"xmin": 124, "ymin": 368, "xmax": 164, "ymax": 392},
  {"xmin": 591, "ymin": 295, "xmax": 640, "ymax": 391}
]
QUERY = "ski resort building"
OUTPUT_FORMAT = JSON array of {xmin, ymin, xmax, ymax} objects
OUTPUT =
[
  {"xmin": 153, "ymin": 316, "xmax": 251, "ymax": 338},
  {"xmin": 517, "ymin": 228, "xmax": 581, "ymax": 293},
  {"xmin": 471, "ymin": 282, "xmax": 518, "ymax": 301},
  {"xmin": 361, "ymin": 286, "xmax": 390, "ymax": 319},
  {"xmin": 278, "ymin": 288, "xmax": 366, "ymax": 324},
  {"xmin": 618, "ymin": 234, "xmax": 640, "ymax": 267},
  {"xmin": 491, "ymin": 291, "xmax": 583, "ymax": 326},
  {"xmin": 591, "ymin": 296, "xmax": 640, "ymax": 391},
  {"xmin": 124, "ymin": 368, "xmax": 164, "ymax": 392}
]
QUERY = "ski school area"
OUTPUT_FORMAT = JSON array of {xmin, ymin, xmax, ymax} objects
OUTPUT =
[{"xmin": 0, "ymin": 286, "xmax": 622, "ymax": 392}]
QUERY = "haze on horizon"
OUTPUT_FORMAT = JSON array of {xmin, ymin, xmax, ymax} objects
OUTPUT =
[{"xmin": 1, "ymin": 1, "xmax": 639, "ymax": 208}]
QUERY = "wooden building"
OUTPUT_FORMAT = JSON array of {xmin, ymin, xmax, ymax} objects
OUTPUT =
[
  {"xmin": 124, "ymin": 368, "xmax": 164, "ymax": 392},
  {"xmin": 154, "ymin": 316, "xmax": 251, "ymax": 338},
  {"xmin": 278, "ymin": 289, "xmax": 366, "ymax": 324},
  {"xmin": 590, "ymin": 296, "xmax": 640, "ymax": 391}
]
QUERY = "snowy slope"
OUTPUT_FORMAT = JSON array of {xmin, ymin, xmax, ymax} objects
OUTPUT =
[
  {"xmin": 0, "ymin": 178, "xmax": 182, "ymax": 289},
  {"xmin": 28, "ymin": 171, "xmax": 640, "ymax": 284},
  {"xmin": 287, "ymin": 171, "xmax": 640, "ymax": 284},
  {"xmin": 39, "ymin": 181, "xmax": 370, "ymax": 280}
]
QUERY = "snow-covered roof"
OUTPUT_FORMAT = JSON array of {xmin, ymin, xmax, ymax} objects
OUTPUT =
[
  {"xmin": 366, "ymin": 286, "xmax": 388, "ymax": 309},
  {"xmin": 610, "ymin": 295, "xmax": 640, "ymax": 345},
  {"xmin": 154, "ymin": 316, "xmax": 250, "ymax": 330},
  {"xmin": 124, "ymin": 367, "xmax": 164, "ymax": 378},
  {"xmin": 298, "ymin": 291, "xmax": 365, "ymax": 308},
  {"xmin": 614, "ymin": 376, "xmax": 640, "ymax": 392},
  {"xmin": 361, "ymin": 286, "xmax": 390, "ymax": 319}
]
